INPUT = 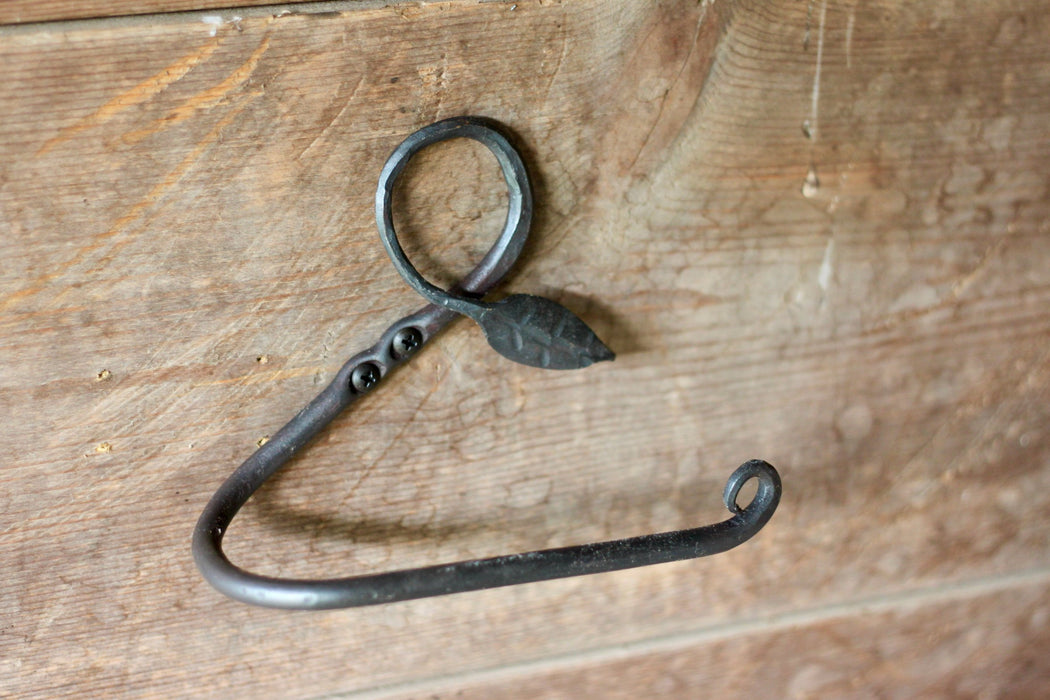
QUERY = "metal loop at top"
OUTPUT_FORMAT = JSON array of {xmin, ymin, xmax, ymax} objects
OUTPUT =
[{"xmin": 375, "ymin": 116, "xmax": 533, "ymax": 312}]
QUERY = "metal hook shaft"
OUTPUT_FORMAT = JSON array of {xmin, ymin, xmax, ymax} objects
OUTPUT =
[{"xmin": 193, "ymin": 116, "xmax": 782, "ymax": 609}]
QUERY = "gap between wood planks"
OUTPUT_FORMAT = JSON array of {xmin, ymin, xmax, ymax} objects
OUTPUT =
[
  {"xmin": 0, "ymin": 0, "xmax": 507, "ymax": 32},
  {"xmin": 318, "ymin": 566, "xmax": 1050, "ymax": 699}
]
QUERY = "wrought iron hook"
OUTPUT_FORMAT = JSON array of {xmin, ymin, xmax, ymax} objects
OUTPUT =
[{"xmin": 193, "ymin": 116, "xmax": 782, "ymax": 609}]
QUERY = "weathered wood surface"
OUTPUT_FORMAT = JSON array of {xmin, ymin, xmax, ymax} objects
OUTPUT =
[
  {"xmin": 0, "ymin": 0, "xmax": 325, "ymax": 25},
  {"xmin": 2, "ymin": 0, "xmax": 1048, "ymax": 697},
  {"xmin": 383, "ymin": 574, "xmax": 1050, "ymax": 699}
]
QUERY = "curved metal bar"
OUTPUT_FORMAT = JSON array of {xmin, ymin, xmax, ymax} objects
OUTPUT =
[
  {"xmin": 196, "ymin": 456, "xmax": 779, "ymax": 609},
  {"xmin": 193, "ymin": 116, "xmax": 782, "ymax": 610}
]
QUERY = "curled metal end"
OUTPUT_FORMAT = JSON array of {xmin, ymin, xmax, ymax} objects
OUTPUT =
[{"xmin": 723, "ymin": 459, "xmax": 781, "ymax": 517}]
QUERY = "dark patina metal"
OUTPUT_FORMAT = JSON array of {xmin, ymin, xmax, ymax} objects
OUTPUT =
[{"xmin": 192, "ymin": 116, "xmax": 782, "ymax": 610}]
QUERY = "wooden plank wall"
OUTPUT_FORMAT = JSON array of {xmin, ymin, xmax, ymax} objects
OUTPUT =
[{"xmin": 2, "ymin": 0, "xmax": 1049, "ymax": 697}]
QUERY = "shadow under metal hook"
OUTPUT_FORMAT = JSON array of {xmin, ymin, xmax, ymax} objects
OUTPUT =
[{"xmin": 193, "ymin": 116, "xmax": 782, "ymax": 610}]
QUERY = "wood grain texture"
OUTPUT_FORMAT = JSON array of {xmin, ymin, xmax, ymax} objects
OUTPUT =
[
  {"xmin": 2, "ymin": 0, "xmax": 1049, "ymax": 697},
  {"xmin": 380, "ymin": 573, "xmax": 1050, "ymax": 699},
  {"xmin": 0, "ymin": 0, "xmax": 336, "ymax": 25}
]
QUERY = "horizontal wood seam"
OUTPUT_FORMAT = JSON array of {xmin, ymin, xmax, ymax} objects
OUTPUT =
[
  {"xmin": 0, "ymin": 0, "xmax": 425, "ymax": 32},
  {"xmin": 327, "ymin": 566, "xmax": 1050, "ymax": 700}
]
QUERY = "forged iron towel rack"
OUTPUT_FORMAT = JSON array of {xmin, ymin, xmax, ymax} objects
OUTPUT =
[{"xmin": 193, "ymin": 116, "xmax": 782, "ymax": 610}]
